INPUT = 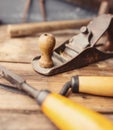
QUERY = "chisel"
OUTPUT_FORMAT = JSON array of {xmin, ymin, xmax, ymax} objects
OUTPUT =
[
  {"xmin": 0, "ymin": 66, "xmax": 113, "ymax": 130},
  {"xmin": 60, "ymin": 75, "xmax": 113, "ymax": 97}
]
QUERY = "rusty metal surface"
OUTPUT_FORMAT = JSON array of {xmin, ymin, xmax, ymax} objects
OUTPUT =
[{"xmin": 32, "ymin": 14, "xmax": 113, "ymax": 76}]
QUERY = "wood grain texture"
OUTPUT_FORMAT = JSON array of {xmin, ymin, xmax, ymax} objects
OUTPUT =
[
  {"xmin": 0, "ymin": 111, "xmax": 58, "ymax": 130},
  {"xmin": 0, "ymin": 111, "xmax": 112, "ymax": 130},
  {"xmin": 0, "ymin": 25, "xmax": 113, "ymax": 130},
  {"xmin": 0, "ymin": 61, "xmax": 113, "ymax": 113},
  {"xmin": 0, "ymin": 26, "xmax": 78, "ymax": 63}
]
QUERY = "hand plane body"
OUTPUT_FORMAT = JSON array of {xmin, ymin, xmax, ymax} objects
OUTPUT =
[{"xmin": 32, "ymin": 14, "xmax": 113, "ymax": 75}]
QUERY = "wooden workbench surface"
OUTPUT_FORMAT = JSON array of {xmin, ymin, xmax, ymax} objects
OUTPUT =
[{"xmin": 0, "ymin": 25, "xmax": 113, "ymax": 130}]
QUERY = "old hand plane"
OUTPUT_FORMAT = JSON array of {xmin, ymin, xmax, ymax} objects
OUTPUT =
[{"xmin": 32, "ymin": 14, "xmax": 113, "ymax": 75}]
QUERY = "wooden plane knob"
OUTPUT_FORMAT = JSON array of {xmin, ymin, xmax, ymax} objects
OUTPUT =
[{"xmin": 38, "ymin": 33, "xmax": 56, "ymax": 68}]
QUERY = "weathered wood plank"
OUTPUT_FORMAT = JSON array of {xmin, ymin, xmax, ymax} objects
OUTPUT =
[
  {"xmin": 0, "ymin": 26, "xmax": 78, "ymax": 63},
  {"xmin": 0, "ymin": 60, "xmax": 113, "ymax": 113},
  {"xmin": 0, "ymin": 25, "xmax": 113, "ymax": 130},
  {"xmin": 0, "ymin": 111, "xmax": 112, "ymax": 130},
  {"xmin": 0, "ymin": 111, "xmax": 58, "ymax": 130},
  {"xmin": 0, "ymin": 87, "xmax": 113, "ymax": 113}
]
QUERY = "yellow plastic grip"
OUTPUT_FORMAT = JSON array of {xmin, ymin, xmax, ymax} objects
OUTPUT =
[
  {"xmin": 41, "ymin": 93, "xmax": 113, "ymax": 130},
  {"xmin": 79, "ymin": 76, "xmax": 113, "ymax": 96}
]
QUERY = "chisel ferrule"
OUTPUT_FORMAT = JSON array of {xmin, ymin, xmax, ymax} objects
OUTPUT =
[
  {"xmin": 36, "ymin": 90, "xmax": 51, "ymax": 106},
  {"xmin": 71, "ymin": 76, "xmax": 79, "ymax": 93}
]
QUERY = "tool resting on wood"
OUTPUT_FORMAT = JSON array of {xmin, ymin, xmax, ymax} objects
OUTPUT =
[
  {"xmin": 0, "ymin": 65, "xmax": 113, "ymax": 130},
  {"xmin": 8, "ymin": 19, "xmax": 90, "ymax": 37},
  {"xmin": 60, "ymin": 75, "xmax": 113, "ymax": 97},
  {"xmin": 32, "ymin": 14, "xmax": 113, "ymax": 75}
]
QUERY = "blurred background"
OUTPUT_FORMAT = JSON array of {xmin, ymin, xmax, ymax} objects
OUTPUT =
[{"xmin": 0, "ymin": 0, "xmax": 108, "ymax": 24}]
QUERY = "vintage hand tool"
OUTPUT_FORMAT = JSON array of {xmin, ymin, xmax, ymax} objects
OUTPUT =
[
  {"xmin": 0, "ymin": 65, "xmax": 113, "ymax": 130},
  {"xmin": 60, "ymin": 75, "xmax": 113, "ymax": 97},
  {"xmin": 32, "ymin": 14, "xmax": 113, "ymax": 75}
]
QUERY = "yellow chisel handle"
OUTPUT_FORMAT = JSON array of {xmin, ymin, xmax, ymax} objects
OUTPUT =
[
  {"xmin": 71, "ymin": 76, "xmax": 113, "ymax": 97},
  {"xmin": 37, "ymin": 90, "xmax": 113, "ymax": 130}
]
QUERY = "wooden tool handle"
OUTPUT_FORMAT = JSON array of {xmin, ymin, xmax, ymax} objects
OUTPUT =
[
  {"xmin": 78, "ymin": 76, "xmax": 113, "ymax": 97},
  {"xmin": 8, "ymin": 19, "xmax": 91, "ymax": 37},
  {"xmin": 40, "ymin": 92, "xmax": 113, "ymax": 130},
  {"xmin": 38, "ymin": 33, "xmax": 56, "ymax": 68}
]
